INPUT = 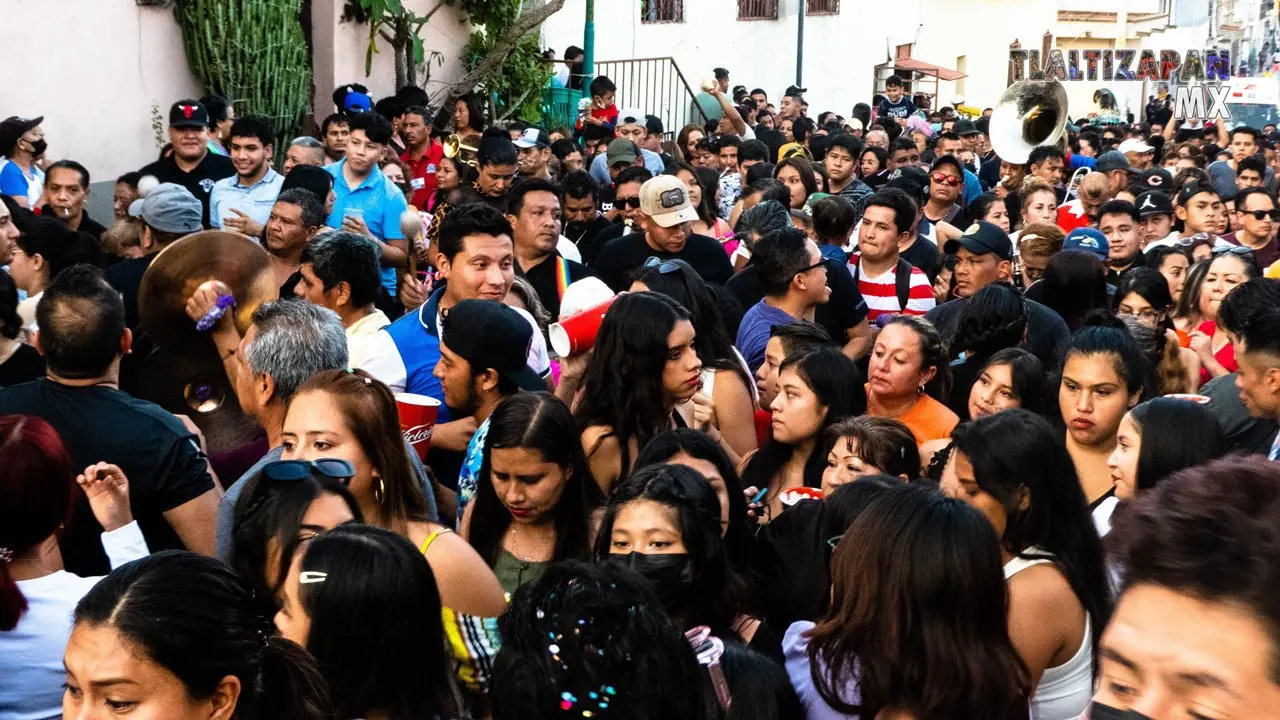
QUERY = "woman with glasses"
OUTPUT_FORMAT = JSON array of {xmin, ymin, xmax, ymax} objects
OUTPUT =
[
  {"xmin": 788, "ymin": 483, "xmax": 1031, "ymax": 719},
  {"xmin": 1113, "ymin": 267, "xmax": 1200, "ymax": 394},
  {"xmin": 596, "ymin": 463, "xmax": 780, "ymax": 658},
  {"xmin": 462, "ymin": 393, "xmax": 600, "ymax": 596},
  {"xmin": 742, "ymin": 347, "xmax": 865, "ymax": 522},
  {"xmin": 632, "ymin": 258, "xmax": 758, "ymax": 459},
  {"xmin": 1187, "ymin": 247, "xmax": 1260, "ymax": 385},
  {"xmin": 230, "ymin": 457, "xmax": 363, "ymax": 619},
  {"xmin": 0, "ymin": 416, "xmax": 148, "ymax": 719},
  {"xmin": 276, "ymin": 524, "xmax": 456, "ymax": 720},
  {"xmin": 942, "ymin": 410, "xmax": 1111, "ymax": 720},
  {"xmin": 279, "ymin": 369, "xmax": 507, "ymax": 701},
  {"xmin": 858, "ymin": 146, "xmax": 888, "ymax": 189},
  {"xmin": 577, "ymin": 293, "xmax": 706, "ymax": 491}
]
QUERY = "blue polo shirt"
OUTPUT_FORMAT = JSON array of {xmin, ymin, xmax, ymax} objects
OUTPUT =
[
  {"xmin": 209, "ymin": 167, "xmax": 284, "ymax": 230},
  {"xmin": 325, "ymin": 160, "xmax": 408, "ymax": 294}
]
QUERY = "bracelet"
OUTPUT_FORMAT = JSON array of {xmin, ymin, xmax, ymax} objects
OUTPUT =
[{"xmin": 196, "ymin": 294, "xmax": 237, "ymax": 332}]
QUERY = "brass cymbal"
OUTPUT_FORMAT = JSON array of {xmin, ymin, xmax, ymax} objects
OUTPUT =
[{"xmin": 138, "ymin": 230, "xmax": 277, "ymax": 358}]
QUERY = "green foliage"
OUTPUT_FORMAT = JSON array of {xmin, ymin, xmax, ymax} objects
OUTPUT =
[
  {"xmin": 460, "ymin": 0, "xmax": 553, "ymax": 122},
  {"xmin": 343, "ymin": 0, "xmax": 445, "ymax": 88},
  {"xmin": 172, "ymin": 0, "xmax": 310, "ymax": 151}
]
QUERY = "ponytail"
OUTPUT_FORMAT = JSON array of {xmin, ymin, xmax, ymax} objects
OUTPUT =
[
  {"xmin": 244, "ymin": 636, "xmax": 333, "ymax": 720},
  {"xmin": 0, "ymin": 553, "xmax": 26, "ymax": 631}
]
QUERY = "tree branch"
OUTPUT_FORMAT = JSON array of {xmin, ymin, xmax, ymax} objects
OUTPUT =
[
  {"xmin": 379, "ymin": 28, "xmax": 396, "ymax": 44},
  {"xmin": 428, "ymin": 0, "xmax": 565, "ymax": 130}
]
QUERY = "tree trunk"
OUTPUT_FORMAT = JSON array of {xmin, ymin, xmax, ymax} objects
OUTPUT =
[
  {"xmin": 393, "ymin": 18, "xmax": 409, "ymax": 90},
  {"xmin": 429, "ymin": 0, "xmax": 565, "ymax": 132}
]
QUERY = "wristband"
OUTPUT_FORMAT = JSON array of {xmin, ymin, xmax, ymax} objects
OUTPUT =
[{"xmin": 196, "ymin": 294, "xmax": 237, "ymax": 332}]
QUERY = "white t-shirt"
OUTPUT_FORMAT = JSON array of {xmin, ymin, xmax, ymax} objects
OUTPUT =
[{"xmin": 0, "ymin": 523, "xmax": 148, "ymax": 720}]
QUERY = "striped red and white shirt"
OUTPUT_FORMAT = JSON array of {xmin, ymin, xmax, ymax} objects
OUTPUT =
[{"xmin": 849, "ymin": 253, "xmax": 936, "ymax": 322}]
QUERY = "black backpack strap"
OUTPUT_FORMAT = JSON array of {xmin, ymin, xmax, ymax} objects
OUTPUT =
[{"xmin": 894, "ymin": 259, "xmax": 913, "ymax": 313}]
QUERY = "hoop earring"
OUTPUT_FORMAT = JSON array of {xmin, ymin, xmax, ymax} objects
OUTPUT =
[
  {"xmin": 918, "ymin": 384, "xmax": 926, "ymax": 395},
  {"xmin": 374, "ymin": 477, "xmax": 386, "ymax": 505}
]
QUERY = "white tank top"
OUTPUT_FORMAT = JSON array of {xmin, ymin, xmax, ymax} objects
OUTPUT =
[{"xmin": 1004, "ymin": 548, "xmax": 1095, "ymax": 720}]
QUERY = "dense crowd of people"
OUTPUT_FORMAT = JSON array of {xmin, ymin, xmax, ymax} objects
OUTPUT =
[{"xmin": 3, "ymin": 64, "xmax": 1280, "ymax": 719}]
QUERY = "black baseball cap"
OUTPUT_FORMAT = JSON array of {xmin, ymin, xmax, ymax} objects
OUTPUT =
[
  {"xmin": 785, "ymin": 85, "xmax": 807, "ymax": 97},
  {"xmin": 169, "ymin": 100, "xmax": 211, "ymax": 129},
  {"xmin": 1176, "ymin": 182, "xmax": 1219, "ymax": 207},
  {"xmin": 1135, "ymin": 190, "xmax": 1174, "ymax": 217},
  {"xmin": 440, "ymin": 300, "xmax": 543, "ymax": 391},
  {"xmin": 1133, "ymin": 168, "xmax": 1173, "ymax": 193},
  {"xmin": 644, "ymin": 114, "xmax": 664, "ymax": 136},
  {"xmin": 953, "ymin": 119, "xmax": 980, "ymax": 136},
  {"xmin": 943, "ymin": 220, "xmax": 1014, "ymax": 260}
]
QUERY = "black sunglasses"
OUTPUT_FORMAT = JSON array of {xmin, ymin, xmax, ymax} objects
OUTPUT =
[
  {"xmin": 1242, "ymin": 209, "xmax": 1280, "ymax": 221},
  {"xmin": 644, "ymin": 256, "xmax": 683, "ymax": 273},
  {"xmin": 262, "ymin": 459, "xmax": 357, "ymax": 485},
  {"xmin": 796, "ymin": 259, "xmax": 826, "ymax": 275},
  {"xmin": 616, "ymin": 196, "xmax": 642, "ymax": 209}
]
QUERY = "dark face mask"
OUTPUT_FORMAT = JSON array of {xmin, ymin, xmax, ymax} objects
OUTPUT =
[
  {"xmin": 26, "ymin": 138, "xmax": 47, "ymax": 157},
  {"xmin": 610, "ymin": 551, "xmax": 693, "ymax": 611},
  {"xmin": 1089, "ymin": 702, "xmax": 1152, "ymax": 719},
  {"xmin": 963, "ymin": 162, "xmax": 977, "ymax": 174}
]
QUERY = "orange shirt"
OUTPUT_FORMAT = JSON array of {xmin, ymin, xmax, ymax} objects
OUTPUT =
[{"xmin": 867, "ymin": 390, "xmax": 960, "ymax": 444}]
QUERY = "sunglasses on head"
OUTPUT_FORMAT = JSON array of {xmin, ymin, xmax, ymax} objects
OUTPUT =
[
  {"xmin": 1212, "ymin": 245, "xmax": 1256, "ymax": 257},
  {"xmin": 931, "ymin": 171, "xmax": 961, "ymax": 187},
  {"xmin": 644, "ymin": 256, "xmax": 683, "ymax": 273},
  {"xmin": 1242, "ymin": 209, "xmax": 1280, "ymax": 221},
  {"xmin": 262, "ymin": 459, "xmax": 357, "ymax": 485}
]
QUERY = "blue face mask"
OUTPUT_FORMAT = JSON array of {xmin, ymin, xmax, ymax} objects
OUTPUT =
[{"xmin": 930, "ymin": 123, "xmax": 942, "ymax": 133}]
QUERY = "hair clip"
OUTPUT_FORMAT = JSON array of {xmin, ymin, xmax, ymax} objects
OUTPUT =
[
  {"xmin": 299, "ymin": 571, "xmax": 328, "ymax": 584},
  {"xmin": 0, "ymin": 547, "xmax": 12, "ymax": 563}
]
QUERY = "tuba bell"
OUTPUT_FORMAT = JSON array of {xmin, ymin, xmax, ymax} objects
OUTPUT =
[
  {"xmin": 443, "ymin": 134, "xmax": 478, "ymax": 166},
  {"xmin": 988, "ymin": 80, "xmax": 1068, "ymax": 165}
]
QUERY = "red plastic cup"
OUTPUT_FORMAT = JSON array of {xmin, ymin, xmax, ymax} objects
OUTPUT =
[
  {"xmin": 395, "ymin": 393, "xmax": 441, "ymax": 461},
  {"xmin": 548, "ymin": 295, "xmax": 619, "ymax": 357}
]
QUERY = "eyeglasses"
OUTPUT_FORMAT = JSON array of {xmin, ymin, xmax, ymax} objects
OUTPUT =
[
  {"xmin": 796, "ymin": 259, "xmax": 827, "ymax": 276},
  {"xmin": 644, "ymin": 256, "xmax": 683, "ymax": 273},
  {"xmin": 825, "ymin": 534, "xmax": 844, "ymax": 550},
  {"xmin": 1173, "ymin": 232, "xmax": 1213, "ymax": 248},
  {"xmin": 1117, "ymin": 306, "xmax": 1161, "ymax": 323},
  {"xmin": 616, "ymin": 196, "xmax": 641, "ymax": 209},
  {"xmin": 1212, "ymin": 245, "xmax": 1256, "ymax": 257},
  {"xmin": 262, "ymin": 459, "xmax": 357, "ymax": 485},
  {"xmin": 1242, "ymin": 209, "xmax": 1280, "ymax": 221},
  {"xmin": 930, "ymin": 172, "xmax": 962, "ymax": 187}
]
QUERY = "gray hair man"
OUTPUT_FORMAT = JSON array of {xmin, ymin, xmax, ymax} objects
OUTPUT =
[
  {"xmin": 210, "ymin": 298, "xmax": 350, "ymax": 559},
  {"xmin": 283, "ymin": 136, "xmax": 327, "ymax": 173}
]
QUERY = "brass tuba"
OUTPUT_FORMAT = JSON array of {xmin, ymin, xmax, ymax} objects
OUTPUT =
[
  {"xmin": 443, "ymin": 134, "xmax": 478, "ymax": 166},
  {"xmin": 988, "ymin": 80, "xmax": 1068, "ymax": 165}
]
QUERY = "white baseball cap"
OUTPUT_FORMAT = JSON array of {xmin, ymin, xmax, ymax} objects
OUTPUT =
[
  {"xmin": 617, "ymin": 108, "xmax": 647, "ymax": 127},
  {"xmin": 639, "ymin": 175, "xmax": 699, "ymax": 228},
  {"xmin": 1117, "ymin": 138, "xmax": 1154, "ymax": 154}
]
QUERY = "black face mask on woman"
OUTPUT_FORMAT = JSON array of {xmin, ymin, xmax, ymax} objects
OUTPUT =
[
  {"xmin": 1089, "ymin": 703, "xmax": 1152, "ymax": 719},
  {"xmin": 609, "ymin": 551, "xmax": 694, "ymax": 611},
  {"xmin": 25, "ymin": 138, "xmax": 47, "ymax": 157}
]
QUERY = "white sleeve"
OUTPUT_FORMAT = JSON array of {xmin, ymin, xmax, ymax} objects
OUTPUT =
[
  {"xmin": 513, "ymin": 307, "xmax": 552, "ymax": 377},
  {"xmin": 101, "ymin": 521, "xmax": 150, "ymax": 569},
  {"xmin": 357, "ymin": 330, "xmax": 408, "ymax": 392}
]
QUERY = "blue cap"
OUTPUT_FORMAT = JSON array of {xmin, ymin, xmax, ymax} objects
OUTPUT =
[
  {"xmin": 343, "ymin": 90, "xmax": 372, "ymax": 113},
  {"xmin": 1063, "ymin": 227, "xmax": 1110, "ymax": 261}
]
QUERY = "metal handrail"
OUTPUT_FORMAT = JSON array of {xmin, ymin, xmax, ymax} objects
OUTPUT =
[{"xmin": 541, "ymin": 56, "xmax": 709, "ymax": 138}]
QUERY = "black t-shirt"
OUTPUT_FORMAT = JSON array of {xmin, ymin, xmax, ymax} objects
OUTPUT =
[
  {"xmin": 0, "ymin": 379, "xmax": 216, "ymax": 575},
  {"xmin": 105, "ymin": 254, "xmax": 157, "ymax": 329},
  {"xmin": 926, "ymin": 296, "xmax": 1070, "ymax": 368},
  {"xmin": 1106, "ymin": 253, "xmax": 1147, "ymax": 286},
  {"xmin": 40, "ymin": 206, "xmax": 107, "ymax": 243},
  {"xmin": 0, "ymin": 343, "xmax": 44, "ymax": 387},
  {"xmin": 568, "ymin": 215, "xmax": 621, "ymax": 267},
  {"xmin": 138, "ymin": 152, "xmax": 235, "ymax": 228},
  {"xmin": 518, "ymin": 254, "xmax": 594, "ymax": 318},
  {"xmin": 594, "ymin": 231, "xmax": 734, "ymax": 292},
  {"xmin": 757, "ymin": 499, "xmax": 831, "ymax": 631},
  {"xmin": 725, "ymin": 259, "xmax": 869, "ymax": 346},
  {"xmin": 901, "ymin": 233, "xmax": 942, "ymax": 283}
]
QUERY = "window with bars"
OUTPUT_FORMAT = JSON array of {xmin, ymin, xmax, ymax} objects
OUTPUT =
[
  {"xmin": 738, "ymin": 0, "xmax": 778, "ymax": 20},
  {"xmin": 807, "ymin": 0, "xmax": 840, "ymax": 14},
  {"xmin": 641, "ymin": 0, "xmax": 683, "ymax": 23}
]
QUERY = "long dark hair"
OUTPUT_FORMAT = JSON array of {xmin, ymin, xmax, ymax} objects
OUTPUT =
[
  {"xmin": 742, "ymin": 347, "xmax": 866, "ymax": 505},
  {"xmin": 635, "ymin": 429, "xmax": 756, "ymax": 579},
  {"xmin": 1029, "ymin": 249, "xmax": 1111, "ymax": 331},
  {"xmin": 807, "ymin": 484, "xmax": 1030, "ymax": 718},
  {"xmin": 297, "ymin": 525, "xmax": 453, "ymax": 719},
  {"xmin": 470, "ymin": 392, "xmax": 600, "ymax": 566},
  {"xmin": 774, "ymin": 157, "xmax": 819, "ymax": 207},
  {"xmin": 0, "ymin": 269, "xmax": 24, "ymax": 339},
  {"xmin": 951, "ymin": 282, "xmax": 1028, "ymax": 360},
  {"xmin": 949, "ymin": 410, "xmax": 1113, "ymax": 661},
  {"xmin": 74, "ymin": 551, "xmax": 333, "ymax": 720},
  {"xmin": 667, "ymin": 161, "xmax": 717, "ymax": 226},
  {"xmin": 594, "ymin": 464, "xmax": 748, "ymax": 639},
  {"xmin": 1174, "ymin": 258, "xmax": 1212, "ymax": 324},
  {"xmin": 575, "ymin": 292, "xmax": 695, "ymax": 482},
  {"xmin": 455, "ymin": 92, "xmax": 488, "ymax": 133},
  {"xmin": 978, "ymin": 348, "xmax": 1050, "ymax": 417},
  {"xmin": 1129, "ymin": 397, "xmax": 1224, "ymax": 492},
  {"xmin": 1114, "ymin": 267, "xmax": 1175, "ymax": 321},
  {"xmin": 822, "ymin": 416, "xmax": 920, "ymax": 479},
  {"xmin": 633, "ymin": 258, "xmax": 752, "ymax": 389}
]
